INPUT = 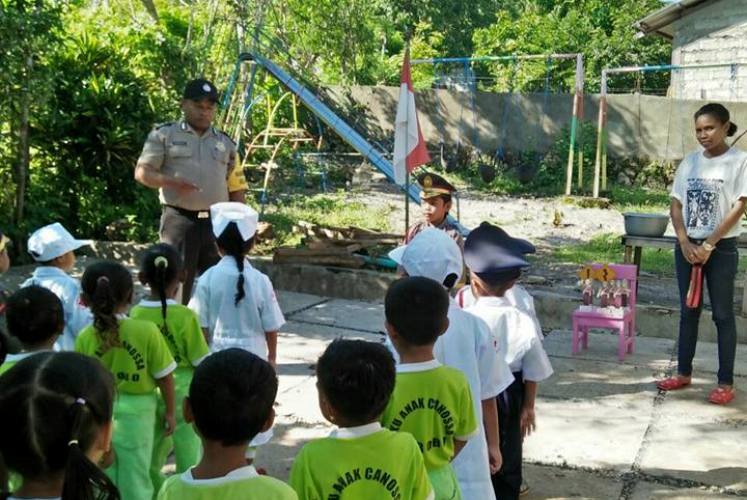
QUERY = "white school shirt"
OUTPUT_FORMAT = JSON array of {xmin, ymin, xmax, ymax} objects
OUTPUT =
[
  {"xmin": 670, "ymin": 147, "xmax": 747, "ymax": 239},
  {"xmin": 385, "ymin": 298, "xmax": 514, "ymax": 500},
  {"xmin": 21, "ymin": 267, "xmax": 92, "ymax": 351},
  {"xmin": 457, "ymin": 284, "xmax": 544, "ymax": 342},
  {"xmin": 188, "ymin": 256, "xmax": 285, "ymax": 359},
  {"xmin": 466, "ymin": 296, "xmax": 553, "ymax": 381}
]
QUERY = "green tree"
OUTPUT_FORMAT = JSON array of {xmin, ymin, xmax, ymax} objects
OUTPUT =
[
  {"xmin": 0, "ymin": 0, "xmax": 64, "ymax": 229},
  {"xmin": 472, "ymin": 0, "xmax": 671, "ymax": 93}
]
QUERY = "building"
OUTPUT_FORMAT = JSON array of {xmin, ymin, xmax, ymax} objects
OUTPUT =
[{"xmin": 635, "ymin": 0, "xmax": 747, "ymax": 101}]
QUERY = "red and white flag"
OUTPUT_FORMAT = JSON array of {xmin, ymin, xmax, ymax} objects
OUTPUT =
[{"xmin": 393, "ymin": 48, "xmax": 430, "ymax": 185}]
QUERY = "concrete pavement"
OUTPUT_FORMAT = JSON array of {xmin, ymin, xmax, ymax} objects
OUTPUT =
[{"xmin": 266, "ymin": 291, "xmax": 747, "ymax": 499}]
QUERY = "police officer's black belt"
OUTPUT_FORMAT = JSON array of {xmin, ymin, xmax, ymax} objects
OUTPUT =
[{"xmin": 163, "ymin": 205, "xmax": 210, "ymax": 219}]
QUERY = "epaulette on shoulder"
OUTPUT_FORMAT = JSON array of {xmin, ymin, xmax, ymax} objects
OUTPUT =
[
  {"xmin": 155, "ymin": 122, "xmax": 174, "ymax": 130},
  {"xmin": 217, "ymin": 129, "xmax": 236, "ymax": 145}
]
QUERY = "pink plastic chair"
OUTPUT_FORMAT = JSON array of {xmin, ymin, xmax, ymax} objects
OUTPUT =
[{"xmin": 571, "ymin": 263, "xmax": 638, "ymax": 362}]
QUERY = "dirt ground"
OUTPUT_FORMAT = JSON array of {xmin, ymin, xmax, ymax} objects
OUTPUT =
[{"xmin": 348, "ymin": 178, "xmax": 692, "ymax": 308}]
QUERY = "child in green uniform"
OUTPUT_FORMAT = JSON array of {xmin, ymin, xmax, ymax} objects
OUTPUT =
[
  {"xmin": 157, "ymin": 348, "xmax": 296, "ymax": 499},
  {"xmin": 131, "ymin": 243, "xmax": 210, "ymax": 494},
  {"xmin": 381, "ymin": 277, "xmax": 479, "ymax": 500},
  {"xmin": 290, "ymin": 339, "xmax": 433, "ymax": 500},
  {"xmin": 75, "ymin": 261, "xmax": 177, "ymax": 500},
  {"xmin": 0, "ymin": 351, "xmax": 119, "ymax": 500},
  {"xmin": 0, "ymin": 286, "xmax": 63, "ymax": 375}
]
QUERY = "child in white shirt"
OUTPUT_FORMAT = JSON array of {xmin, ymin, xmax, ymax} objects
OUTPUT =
[
  {"xmin": 463, "ymin": 223, "xmax": 553, "ymax": 500},
  {"xmin": 388, "ymin": 228, "xmax": 514, "ymax": 500},
  {"xmin": 22, "ymin": 222, "xmax": 92, "ymax": 350},
  {"xmin": 189, "ymin": 202, "xmax": 285, "ymax": 366}
]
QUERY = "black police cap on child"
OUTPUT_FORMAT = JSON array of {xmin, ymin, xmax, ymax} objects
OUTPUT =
[
  {"xmin": 464, "ymin": 222, "xmax": 531, "ymax": 276},
  {"xmin": 183, "ymin": 78, "xmax": 219, "ymax": 102}
]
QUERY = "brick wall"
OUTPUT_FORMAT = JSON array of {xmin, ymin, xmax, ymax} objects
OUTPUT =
[{"xmin": 670, "ymin": 0, "xmax": 747, "ymax": 101}]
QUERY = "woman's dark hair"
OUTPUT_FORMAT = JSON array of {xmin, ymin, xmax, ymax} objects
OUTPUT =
[
  {"xmin": 215, "ymin": 223, "xmax": 254, "ymax": 306},
  {"xmin": 385, "ymin": 276, "xmax": 450, "ymax": 346},
  {"xmin": 189, "ymin": 348, "xmax": 277, "ymax": 447},
  {"xmin": 6, "ymin": 286, "xmax": 64, "ymax": 347},
  {"xmin": 140, "ymin": 244, "xmax": 182, "ymax": 339},
  {"xmin": 317, "ymin": 339, "xmax": 395, "ymax": 425},
  {"xmin": 0, "ymin": 352, "xmax": 119, "ymax": 500},
  {"xmin": 694, "ymin": 103, "xmax": 738, "ymax": 137},
  {"xmin": 81, "ymin": 261, "xmax": 133, "ymax": 351}
]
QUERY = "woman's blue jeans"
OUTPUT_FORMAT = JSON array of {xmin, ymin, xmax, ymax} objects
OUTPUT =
[{"xmin": 674, "ymin": 237, "xmax": 738, "ymax": 385}]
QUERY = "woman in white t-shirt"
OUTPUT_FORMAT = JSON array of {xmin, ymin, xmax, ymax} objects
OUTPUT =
[{"xmin": 657, "ymin": 103, "xmax": 747, "ymax": 406}]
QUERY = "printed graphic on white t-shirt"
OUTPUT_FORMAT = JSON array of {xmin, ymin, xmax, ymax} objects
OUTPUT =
[{"xmin": 685, "ymin": 178, "xmax": 723, "ymax": 234}]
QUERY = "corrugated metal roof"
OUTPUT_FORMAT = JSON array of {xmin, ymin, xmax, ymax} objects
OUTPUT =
[{"xmin": 634, "ymin": 0, "xmax": 716, "ymax": 40}]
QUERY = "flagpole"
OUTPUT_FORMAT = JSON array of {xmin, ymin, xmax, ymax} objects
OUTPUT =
[
  {"xmin": 405, "ymin": 172, "xmax": 410, "ymax": 232},
  {"xmin": 404, "ymin": 41, "xmax": 411, "ymax": 235}
]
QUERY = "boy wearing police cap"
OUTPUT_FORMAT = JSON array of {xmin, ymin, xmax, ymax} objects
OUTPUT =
[
  {"xmin": 463, "ymin": 223, "xmax": 553, "ymax": 500},
  {"xmin": 135, "ymin": 78, "xmax": 249, "ymax": 304},
  {"xmin": 405, "ymin": 172, "xmax": 463, "ymax": 250}
]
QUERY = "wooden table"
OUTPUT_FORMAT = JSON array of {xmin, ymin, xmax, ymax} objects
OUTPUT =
[{"xmin": 621, "ymin": 235, "xmax": 747, "ymax": 315}]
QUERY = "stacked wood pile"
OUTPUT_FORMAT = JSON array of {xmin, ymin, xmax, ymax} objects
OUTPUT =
[{"xmin": 273, "ymin": 221, "xmax": 403, "ymax": 268}]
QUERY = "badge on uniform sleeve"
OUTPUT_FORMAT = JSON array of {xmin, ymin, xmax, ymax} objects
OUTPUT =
[{"xmin": 216, "ymin": 142, "xmax": 226, "ymax": 152}]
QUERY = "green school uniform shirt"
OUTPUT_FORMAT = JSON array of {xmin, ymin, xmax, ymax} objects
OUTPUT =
[
  {"xmin": 75, "ymin": 317, "xmax": 176, "ymax": 394},
  {"xmin": 380, "ymin": 360, "xmax": 478, "ymax": 470},
  {"xmin": 157, "ymin": 465, "xmax": 297, "ymax": 500},
  {"xmin": 130, "ymin": 300, "xmax": 209, "ymax": 368},
  {"xmin": 289, "ymin": 423, "xmax": 433, "ymax": 500}
]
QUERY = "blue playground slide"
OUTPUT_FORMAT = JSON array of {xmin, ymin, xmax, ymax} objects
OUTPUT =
[{"xmin": 239, "ymin": 51, "xmax": 422, "ymax": 204}]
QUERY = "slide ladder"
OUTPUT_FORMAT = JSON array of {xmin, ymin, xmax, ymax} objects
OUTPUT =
[{"xmin": 240, "ymin": 51, "xmax": 422, "ymax": 203}]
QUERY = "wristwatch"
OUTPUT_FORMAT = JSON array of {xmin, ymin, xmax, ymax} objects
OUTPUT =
[{"xmin": 702, "ymin": 241, "xmax": 715, "ymax": 252}]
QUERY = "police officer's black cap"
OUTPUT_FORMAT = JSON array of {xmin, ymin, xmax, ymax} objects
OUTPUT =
[
  {"xmin": 417, "ymin": 172, "xmax": 456, "ymax": 199},
  {"xmin": 183, "ymin": 78, "xmax": 219, "ymax": 103},
  {"xmin": 464, "ymin": 222, "xmax": 531, "ymax": 284}
]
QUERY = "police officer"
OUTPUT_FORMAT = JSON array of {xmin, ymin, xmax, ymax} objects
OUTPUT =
[
  {"xmin": 405, "ymin": 172, "xmax": 463, "ymax": 250},
  {"xmin": 135, "ymin": 78, "xmax": 248, "ymax": 304}
]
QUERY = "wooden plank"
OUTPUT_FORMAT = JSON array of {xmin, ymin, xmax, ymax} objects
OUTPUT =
[
  {"xmin": 620, "ymin": 235, "xmax": 677, "ymax": 250},
  {"xmin": 274, "ymin": 247, "xmax": 353, "ymax": 257},
  {"xmin": 621, "ymin": 234, "xmax": 747, "ymax": 250}
]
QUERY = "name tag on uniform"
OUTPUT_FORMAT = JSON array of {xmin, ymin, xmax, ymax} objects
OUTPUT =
[{"xmin": 171, "ymin": 140, "xmax": 188, "ymax": 146}]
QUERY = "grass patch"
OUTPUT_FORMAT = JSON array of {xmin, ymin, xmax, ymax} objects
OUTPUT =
[
  {"xmin": 553, "ymin": 232, "xmax": 747, "ymax": 275},
  {"xmin": 606, "ymin": 185, "xmax": 670, "ymax": 214},
  {"xmin": 256, "ymin": 191, "xmax": 394, "ymax": 252},
  {"xmin": 552, "ymin": 233, "xmax": 675, "ymax": 275}
]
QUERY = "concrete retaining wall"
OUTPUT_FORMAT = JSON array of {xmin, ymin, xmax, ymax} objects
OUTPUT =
[
  {"xmin": 253, "ymin": 259, "xmax": 747, "ymax": 344},
  {"xmin": 82, "ymin": 243, "xmax": 747, "ymax": 344},
  {"xmin": 329, "ymin": 86, "xmax": 747, "ymax": 161}
]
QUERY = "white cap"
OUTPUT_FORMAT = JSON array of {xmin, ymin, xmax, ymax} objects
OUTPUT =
[
  {"xmin": 27, "ymin": 223, "xmax": 91, "ymax": 262},
  {"xmin": 388, "ymin": 228, "xmax": 463, "ymax": 285},
  {"xmin": 210, "ymin": 202, "xmax": 258, "ymax": 241}
]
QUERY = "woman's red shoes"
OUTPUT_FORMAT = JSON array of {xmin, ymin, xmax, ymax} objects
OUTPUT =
[
  {"xmin": 708, "ymin": 387, "xmax": 736, "ymax": 405},
  {"xmin": 656, "ymin": 377, "xmax": 691, "ymax": 391}
]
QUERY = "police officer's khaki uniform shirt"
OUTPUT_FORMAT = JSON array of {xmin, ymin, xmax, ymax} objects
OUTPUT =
[{"xmin": 137, "ymin": 121, "xmax": 248, "ymax": 211}]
